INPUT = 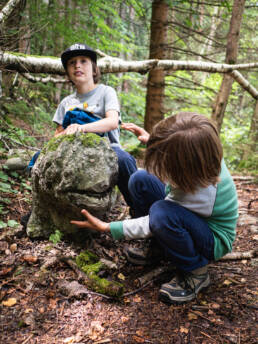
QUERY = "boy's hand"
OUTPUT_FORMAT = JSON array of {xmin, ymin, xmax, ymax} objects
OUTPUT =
[
  {"xmin": 71, "ymin": 209, "xmax": 110, "ymax": 233},
  {"xmin": 65, "ymin": 123, "xmax": 85, "ymax": 135},
  {"xmin": 121, "ymin": 123, "xmax": 150, "ymax": 144}
]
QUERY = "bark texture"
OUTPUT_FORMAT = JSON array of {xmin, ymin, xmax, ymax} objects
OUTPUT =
[
  {"xmin": 144, "ymin": 0, "xmax": 168, "ymax": 133},
  {"xmin": 211, "ymin": 0, "xmax": 246, "ymax": 132}
]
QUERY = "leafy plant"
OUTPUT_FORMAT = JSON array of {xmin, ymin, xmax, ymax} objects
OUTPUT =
[
  {"xmin": 49, "ymin": 229, "xmax": 63, "ymax": 244},
  {"xmin": 0, "ymin": 220, "xmax": 7, "ymax": 229},
  {"xmin": 7, "ymin": 220, "xmax": 19, "ymax": 228}
]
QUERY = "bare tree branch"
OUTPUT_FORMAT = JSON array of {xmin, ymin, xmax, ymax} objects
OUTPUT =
[
  {"xmin": 1, "ymin": 51, "xmax": 257, "ymax": 98},
  {"xmin": 230, "ymin": 70, "xmax": 258, "ymax": 99},
  {"xmin": 0, "ymin": 0, "xmax": 23, "ymax": 25},
  {"xmin": 21, "ymin": 73, "xmax": 67, "ymax": 84}
]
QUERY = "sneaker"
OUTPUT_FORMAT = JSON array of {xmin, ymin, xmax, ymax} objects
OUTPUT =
[
  {"xmin": 123, "ymin": 241, "xmax": 164, "ymax": 265},
  {"xmin": 159, "ymin": 266, "xmax": 210, "ymax": 303}
]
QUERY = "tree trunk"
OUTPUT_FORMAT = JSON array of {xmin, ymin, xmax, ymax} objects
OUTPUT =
[
  {"xmin": 211, "ymin": 0, "xmax": 246, "ymax": 132},
  {"xmin": 144, "ymin": 0, "xmax": 168, "ymax": 133},
  {"xmin": 242, "ymin": 100, "xmax": 258, "ymax": 160}
]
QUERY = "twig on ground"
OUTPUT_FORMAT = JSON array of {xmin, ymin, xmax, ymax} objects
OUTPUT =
[
  {"xmin": 136, "ymin": 265, "xmax": 175, "ymax": 286},
  {"xmin": 21, "ymin": 334, "xmax": 34, "ymax": 344},
  {"xmin": 123, "ymin": 280, "xmax": 153, "ymax": 297},
  {"xmin": 220, "ymin": 249, "xmax": 258, "ymax": 260}
]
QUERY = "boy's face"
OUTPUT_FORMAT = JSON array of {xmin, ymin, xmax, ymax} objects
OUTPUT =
[{"xmin": 66, "ymin": 55, "xmax": 94, "ymax": 86}]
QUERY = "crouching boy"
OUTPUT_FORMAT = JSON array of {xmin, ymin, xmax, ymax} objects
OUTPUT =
[{"xmin": 71, "ymin": 112, "xmax": 239, "ymax": 304}]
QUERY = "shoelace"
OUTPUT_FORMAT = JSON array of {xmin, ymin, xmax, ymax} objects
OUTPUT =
[{"xmin": 177, "ymin": 271, "xmax": 198, "ymax": 299}]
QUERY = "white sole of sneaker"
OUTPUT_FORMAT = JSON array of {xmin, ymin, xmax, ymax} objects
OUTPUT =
[{"xmin": 159, "ymin": 274, "xmax": 210, "ymax": 303}]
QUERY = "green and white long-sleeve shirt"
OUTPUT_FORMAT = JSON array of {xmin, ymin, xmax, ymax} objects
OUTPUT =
[{"xmin": 110, "ymin": 159, "xmax": 238, "ymax": 261}]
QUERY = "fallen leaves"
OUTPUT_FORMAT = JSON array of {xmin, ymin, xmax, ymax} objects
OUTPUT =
[
  {"xmin": 2, "ymin": 297, "xmax": 17, "ymax": 307},
  {"xmin": 180, "ymin": 326, "xmax": 189, "ymax": 334},
  {"xmin": 22, "ymin": 255, "xmax": 38, "ymax": 264},
  {"xmin": 88, "ymin": 321, "xmax": 105, "ymax": 341}
]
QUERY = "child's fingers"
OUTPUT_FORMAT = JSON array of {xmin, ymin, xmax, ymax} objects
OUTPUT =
[
  {"xmin": 70, "ymin": 220, "xmax": 90, "ymax": 228},
  {"xmin": 81, "ymin": 209, "xmax": 96, "ymax": 223}
]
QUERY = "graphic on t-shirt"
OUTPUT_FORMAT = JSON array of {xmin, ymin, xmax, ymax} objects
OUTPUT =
[{"xmin": 67, "ymin": 102, "xmax": 96, "ymax": 114}]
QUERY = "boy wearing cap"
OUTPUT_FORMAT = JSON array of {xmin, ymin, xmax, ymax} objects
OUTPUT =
[{"xmin": 53, "ymin": 43, "xmax": 137, "ymax": 208}]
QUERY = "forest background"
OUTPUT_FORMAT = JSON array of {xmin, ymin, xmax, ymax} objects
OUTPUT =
[
  {"xmin": 0, "ymin": 0, "xmax": 257, "ymax": 173},
  {"xmin": 0, "ymin": 1, "xmax": 257, "ymax": 343}
]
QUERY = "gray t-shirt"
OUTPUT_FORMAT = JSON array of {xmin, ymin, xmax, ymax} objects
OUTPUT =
[{"xmin": 52, "ymin": 84, "xmax": 121, "ymax": 145}]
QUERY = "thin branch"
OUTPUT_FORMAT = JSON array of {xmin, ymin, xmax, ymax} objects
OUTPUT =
[
  {"xmin": 0, "ymin": 0, "xmax": 23, "ymax": 25},
  {"xmin": 230, "ymin": 70, "xmax": 258, "ymax": 99},
  {"xmin": 220, "ymin": 249, "xmax": 258, "ymax": 261},
  {"xmin": 21, "ymin": 73, "xmax": 67, "ymax": 84}
]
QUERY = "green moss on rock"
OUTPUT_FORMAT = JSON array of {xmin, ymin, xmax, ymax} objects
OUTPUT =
[{"xmin": 42, "ymin": 133, "xmax": 103, "ymax": 154}]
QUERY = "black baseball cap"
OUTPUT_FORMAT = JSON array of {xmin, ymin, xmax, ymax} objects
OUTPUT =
[{"xmin": 61, "ymin": 43, "xmax": 97, "ymax": 69}]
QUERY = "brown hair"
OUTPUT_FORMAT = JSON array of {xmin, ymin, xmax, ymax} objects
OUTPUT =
[
  {"xmin": 145, "ymin": 112, "xmax": 223, "ymax": 193},
  {"xmin": 91, "ymin": 60, "xmax": 101, "ymax": 84}
]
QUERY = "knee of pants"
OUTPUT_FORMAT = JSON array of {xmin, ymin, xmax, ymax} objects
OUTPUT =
[
  {"xmin": 114, "ymin": 148, "xmax": 136, "ymax": 172},
  {"xmin": 149, "ymin": 200, "xmax": 181, "ymax": 237},
  {"xmin": 128, "ymin": 169, "xmax": 150, "ymax": 193}
]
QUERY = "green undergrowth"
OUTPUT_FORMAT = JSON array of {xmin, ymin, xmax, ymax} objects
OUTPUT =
[{"xmin": 0, "ymin": 169, "xmax": 31, "ymax": 229}]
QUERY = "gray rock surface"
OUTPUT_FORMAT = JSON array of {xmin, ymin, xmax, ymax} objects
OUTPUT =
[
  {"xmin": 5, "ymin": 149, "xmax": 35, "ymax": 171},
  {"xmin": 26, "ymin": 133, "xmax": 118, "ymax": 238}
]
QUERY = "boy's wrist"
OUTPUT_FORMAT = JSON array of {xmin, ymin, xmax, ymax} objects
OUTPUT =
[{"xmin": 81, "ymin": 124, "xmax": 88, "ymax": 133}]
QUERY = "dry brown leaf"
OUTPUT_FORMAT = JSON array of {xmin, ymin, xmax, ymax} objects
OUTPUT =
[
  {"xmin": 188, "ymin": 312, "xmax": 198, "ymax": 320},
  {"xmin": 24, "ymin": 308, "xmax": 33, "ymax": 313},
  {"xmin": 132, "ymin": 335, "xmax": 145, "ymax": 343},
  {"xmin": 10, "ymin": 243, "xmax": 17, "ymax": 252},
  {"xmin": 88, "ymin": 321, "xmax": 105, "ymax": 341},
  {"xmin": 23, "ymin": 255, "xmax": 38, "ymax": 264},
  {"xmin": 133, "ymin": 295, "xmax": 141, "ymax": 303},
  {"xmin": 223, "ymin": 279, "xmax": 232, "ymax": 286},
  {"xmin": 117, "ymin": 273, "xmax": 125, "ymax": 280},
  {"xmin": 48, "ymin": 298, "xmax": 57, "ymax": 309},
  {"xmin": 2, "ymin": 297, "xmax": 17, "ymax": 307},
  {"xmin": 211, "ymin": 303, "xmax": 220, "ymax": 309},
  {"xmin": 39, "ymin": 307, "xmax": 45, "ymax": 313},
  {"xmin": 180, "ymin": 326, "xmax": 189, "ymax": 334},
  {"xmin": 63, "ymin": 336, "xmax": 75, "ymax": 344},
  {"xmin": 0, "ymin": 267, "xmax": 13, "ymax": 276}
]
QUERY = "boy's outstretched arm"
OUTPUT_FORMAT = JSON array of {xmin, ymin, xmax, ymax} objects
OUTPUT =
[
  {"xmin": 121, "ymin": 123, "xmax": 150, "ymax": 144},
  {"xmin": 71, "ymin": 209, "xmax": 110, "ymax": 233}
]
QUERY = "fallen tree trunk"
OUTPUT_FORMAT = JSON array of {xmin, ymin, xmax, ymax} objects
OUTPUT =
[{"xmin": 1, "ymin": 52, "xmax": 257, "ymax": 99}]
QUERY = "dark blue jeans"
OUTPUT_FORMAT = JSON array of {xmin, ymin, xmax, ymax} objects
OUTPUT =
[
  {"xmin": 128, "ymin": 170, "xmax": 214, "ymax": 272},
  {"xmin": 111, "ymin": 146, "xmax": 137, "ymax": 208}
]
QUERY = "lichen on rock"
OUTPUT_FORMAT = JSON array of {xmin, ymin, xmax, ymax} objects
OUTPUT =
[{"xmin": 26, "ymin": 132, "xmax": 118, "ymax": 239}]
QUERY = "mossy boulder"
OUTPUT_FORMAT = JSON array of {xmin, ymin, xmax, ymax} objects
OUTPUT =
[{"xmin": 26, "ymin": 133, "xmax": 118, "ymax": 238}]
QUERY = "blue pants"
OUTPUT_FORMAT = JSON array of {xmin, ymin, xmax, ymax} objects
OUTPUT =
[
  {"xmin": 128, "ymin": 170, "xmax": 214, "ymax": 271},
  {"xmin": 111, "ymin": 146, "xmax": 137, "ymax": 208}
]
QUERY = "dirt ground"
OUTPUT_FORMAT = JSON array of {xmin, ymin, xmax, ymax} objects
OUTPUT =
[{"xmin": 0, "ymin": 174, "xmax": 257, "ymax": 344}]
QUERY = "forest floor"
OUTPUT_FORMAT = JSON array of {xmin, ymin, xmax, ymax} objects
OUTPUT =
[{"xmin": 0, "ymin": 160, "xmax": 257, "ymax": 343}]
